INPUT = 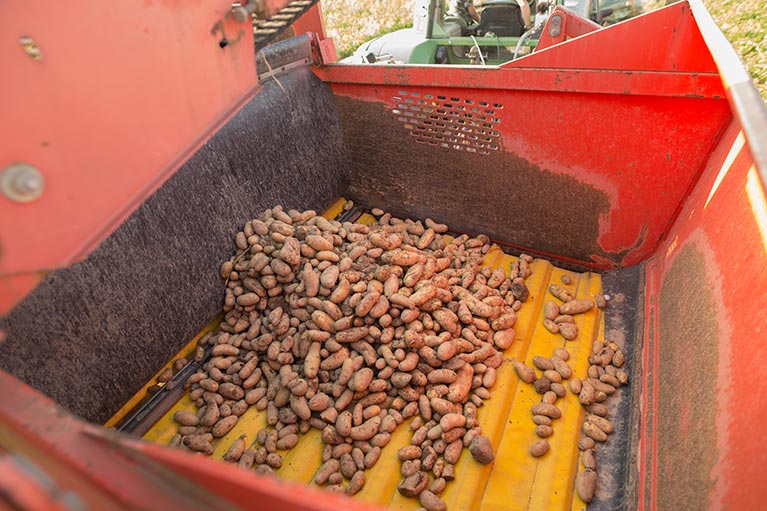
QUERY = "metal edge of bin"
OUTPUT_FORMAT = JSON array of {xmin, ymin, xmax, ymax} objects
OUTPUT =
[{"xmin": 689, "ymin": 0, "xmax": 767, "ymax": 186}]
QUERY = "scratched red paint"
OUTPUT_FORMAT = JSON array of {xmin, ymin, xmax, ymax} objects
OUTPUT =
[{"xmin": 643, "ymin": 120, "xmax": 767, "ymax": 510}]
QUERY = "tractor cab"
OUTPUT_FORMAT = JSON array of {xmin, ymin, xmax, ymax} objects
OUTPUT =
[
  {"xmin": 347, "ymin": 0, "xmax": 537, "ymax": 65},
  {"xmin": 444, "ymin": 0, "xmax": 526, "ymax": 38}
]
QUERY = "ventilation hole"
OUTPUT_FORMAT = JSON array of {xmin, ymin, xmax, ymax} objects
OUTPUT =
[
  {"xmin": 391, "ymin": 95, "xmax": 501, "ymax": 155},
  {"xmin": 399, "ymin": 90, "xmax": 408, "ymax": 95}
]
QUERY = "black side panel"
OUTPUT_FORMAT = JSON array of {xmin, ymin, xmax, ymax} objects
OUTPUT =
[
  {"xmin": 0, "ymin": 68, "xmax": 348, "ymax": 423},
  {"xmin": 591, "ymin": 264, "xmax": 644, "ymax": 511}
]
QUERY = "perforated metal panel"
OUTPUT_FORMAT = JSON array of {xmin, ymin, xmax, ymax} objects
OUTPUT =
[{"xmin": 391, "ymin": 90, "xmax": 503, "ymax": 154}]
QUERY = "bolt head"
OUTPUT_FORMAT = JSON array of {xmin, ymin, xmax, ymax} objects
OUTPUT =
[{"xmin": 2, "ymin": 163, "xmax": 45, "ymax": 203}]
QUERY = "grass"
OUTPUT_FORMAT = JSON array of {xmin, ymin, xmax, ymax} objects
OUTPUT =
[
  {"xmin": 322, "ymin": 0, "xmax": 415, "ymax": 59},
  {"xmin": 321, "ymin": 0, "xmax": 767, "ymax": 99},
  {"xmin": 704, "ymin": 0, "xmax": 767, "ymax": 98}
]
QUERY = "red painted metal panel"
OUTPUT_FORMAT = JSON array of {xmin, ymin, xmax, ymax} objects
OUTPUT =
[
  {"xmin": 316, "ymin": 65, "xmax": 724, "ymax": 98},
  {"xmin": 319, "ymin": 66, "xmax": 730, "ymax": 266},
  {"xmin": 0, "ymin": 370, "xmax": 385, "ymax": 511},
  {"xmin": 641, "ymin": 120, "xmax": 767, "ymax": 510},
  {"xmin": 0, "ymin": 1, "xmax": 259, "ymax": 280},
  {"xmin": 534, "ymin": 6, "xmax": 601, "ymax": 52},
  {"xmin": 508, "ymin": 1, "xmax": 719, "ymax": 73},
  {"xmin": 291, "ymin": 3, "xmax": 327, "ymax": 41}
]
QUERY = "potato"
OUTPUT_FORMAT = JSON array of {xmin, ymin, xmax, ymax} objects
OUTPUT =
[
  {"xmin": 543, "ymin": 319, "xmax": 560, "ymax": 334},
  {"xmin": 535, "ymin": 425, "xmax": 554, "ymax": 438},
  {"xmin": 530, "ymin": 440, "xmax": 550, "ymax": 457},
  {"xmin": 576, "ymin": 469, "xmax": 597, "ymax": 502},
  {"xmin": 212, "ymin": 415, "xmax": 238, "ymax": 437},
  {"xmin": 399, "ymin": 471, "xmax": 429, "ymax": 497},
  {"xmin": 549, "ymin": 284, "xmax": 575, "ymax": 302},
  {"xmin": 493, "ymin": 328, "xmax": 515, "ymax": 350},
  {"xmin": 583, "ymin": 421, "xmax": 608, "ymax": 442},
  {"xmin": 347, "ymin": 470, "xmax": 366, "ymax": 495},
  {"xmin": 168, "ymin": 433, "xmax": 182, "ymax": 448},
  {"xmin": 533, "ymin": 377, "xmax": 551, "ymax": 394},
  {"xmin": 542, "ymin": 391, "xmax": 558, "ymax": 404},
  {"xmin": 544, "ymin": 300, "xmax": 560, "ymax": 320},
  {"xmin": 183, "ymin": 434, "xmax": 214, "ymax": 454},
  {"xmin": 550, "ymin": 356, "xmax": 572, "ymax": 379},
  {"xmin": 174, "ymin": 410, "xmax": 200, "ymax": 427},
  {"xmin": 532, "ymin": 356, "xmax": 554, "ymax": 371},
  {"xmin": 468, "ymin": 435, "xmax": 495, "ymax": 464},
  {"xmin": 513, "ymin": 360, "xmax": 536, "ymax": 383},
  {"xmin": 582, "ymin": 449, "xmax": 596, "ymax": 470},
  {"xmin": 223, "ymin": 434, "xmax": 247, "ymax": 462},
  {"xmin": 569, "ymin": 377, "xmax": 583, "ymax": 394},
  {"xmin": 559, "ymin": 299, "xmax": 594, "ymax": 315},
  {"xmin": 587, "ymin": 414, "xmax": 614, "ymax": 434},
  {"xmin": 613, "ymin": 349, "xmax": 626, "ymax": 367},
  {"xmin": 531, "ymin": 403, "xmax": 561, "ymax": 419},
  {"xmin": 439, "ymin": 413, "xmax": 466, "ymax": 432},
  {"xmin": 446, "ymin": 364, "xmax": 474, "ymax": 403},
  {"xmin": 398, "ymin": 445, "xmax": 422, "ymax": 461},
  {"xmin": 238, "ymin": 448, "xmax": 256, "ymax": 468},
  {"xmin": 419, "ymin": 490, "xmax": 447, "ymax": 511},
  {"xmin": 559, "ymin": 323, "xmax": 578, "ymax": 340},
  {"xmin": 350, "ymin": 416, "xmax": 381, "ymax": 441}
]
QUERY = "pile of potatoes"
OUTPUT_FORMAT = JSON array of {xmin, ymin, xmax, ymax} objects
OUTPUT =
[
  {"xmin": 170, "ymin": 206, "xmax": 535, "ymax": 511},
  {"xmin": 573, "ymin": 338, "xmax": 627, "ymax": 502},
  {"xmin": 512, "ymin": 279, "xmax": 628, "ymax": 504}
]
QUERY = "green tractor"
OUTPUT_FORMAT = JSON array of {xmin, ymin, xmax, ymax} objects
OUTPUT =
[
  {"xmin": 345, "ymin": 0, "xmax": 648, "ymax": 65},
  {"xmin": 346, "ymin": 0, "xmax": 540, "ymax": 65}
]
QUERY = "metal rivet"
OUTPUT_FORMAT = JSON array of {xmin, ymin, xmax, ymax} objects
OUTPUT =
[
  {"xmin": 2, "ymin": 163, "xmax": 45, "ymax": 203},
  {"xmin": 19, "ymin": 36, "xmax": 43, "ymax": 61}
]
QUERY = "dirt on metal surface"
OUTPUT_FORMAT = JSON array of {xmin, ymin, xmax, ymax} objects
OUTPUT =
[
  {"xmin": 337, "ymin": 96, "xmax": 618, "ymax": 266},
  {"xmin": 657, "ymin": 246, "xmax": 718, "ymax": 510}
]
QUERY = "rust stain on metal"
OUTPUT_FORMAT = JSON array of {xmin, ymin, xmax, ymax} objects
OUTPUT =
[
  {"xmin": 336, "ymin": 96, "xmax": 618, "ymax": 265},
  {"xmin": 657, "ymin": 246, "xmax": 718, "ymax": 509}
]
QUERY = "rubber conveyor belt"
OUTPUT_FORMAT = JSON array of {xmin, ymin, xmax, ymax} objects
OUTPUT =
[{"xmin": 108, "ymin": 198, "xmax": 605, "ymax": 511}]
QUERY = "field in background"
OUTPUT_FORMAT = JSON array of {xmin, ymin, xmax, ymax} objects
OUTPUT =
[
  {"xmin": 322, "ymin": 0, "xmax": 415, "ymax": 59},
  {"xmin": 321, "ymin": 0, "xmax": 766, "ymax": 99},
  {"xmin": 705, "ymin": 0, "xmax": 766, "ymax": 98}
]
